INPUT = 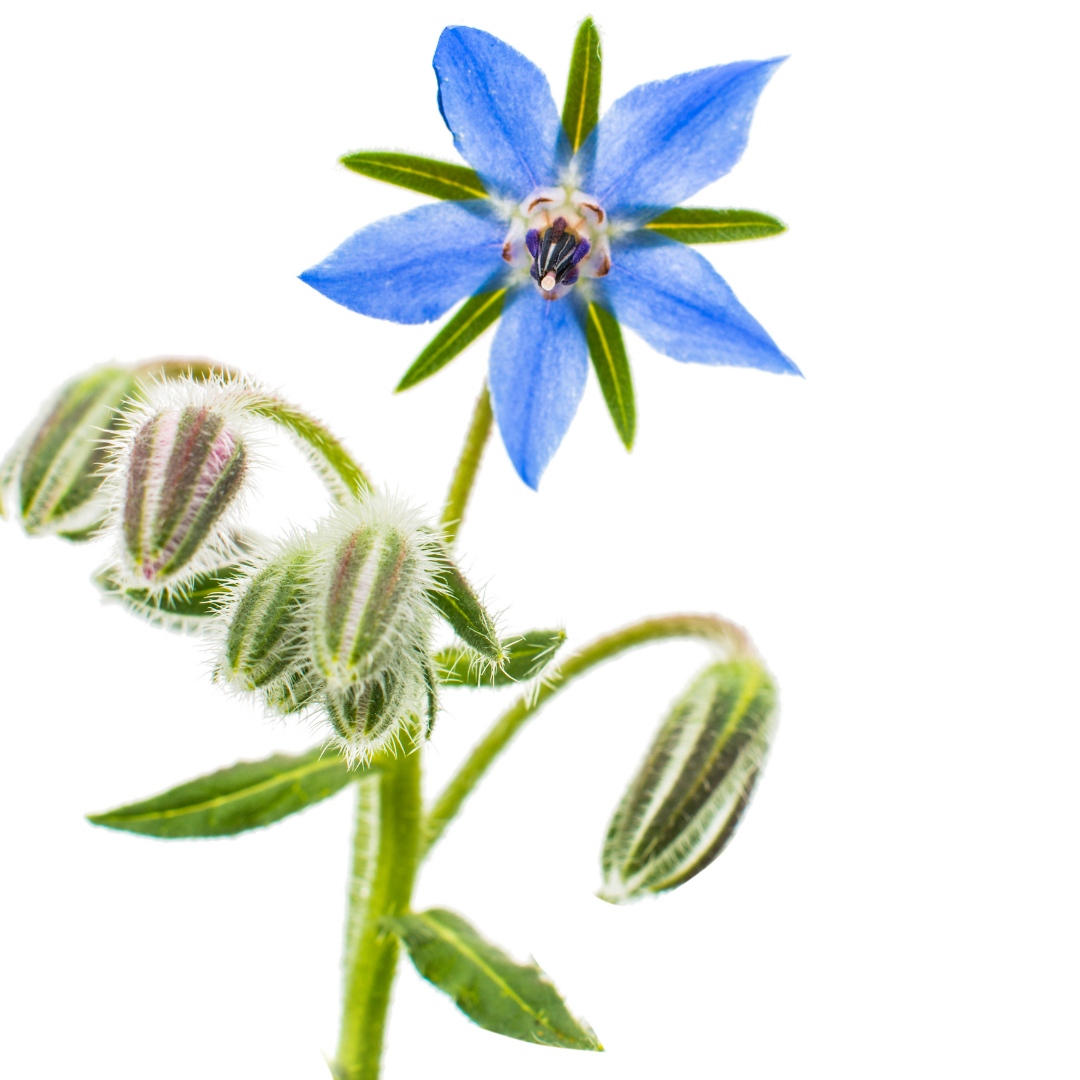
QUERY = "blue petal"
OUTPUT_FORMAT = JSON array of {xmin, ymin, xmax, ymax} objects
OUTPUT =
[
  {"xmin": 299, "ymin": 201, "xmax": 506, "ymax": 324},
  {"xmin": 488, "ymin": 287, "xmax": 588, "ymax": 489},
  {"xmin": 578, "ymin": 58, "xmax": 785, "ymax": 226},
  {"xmin": 598, "ymin": 233, "xmax": 798, "ymax": 374},
  {"xmin": 433, "ymin": 26, "xmax": 561, "ymax": 203}
]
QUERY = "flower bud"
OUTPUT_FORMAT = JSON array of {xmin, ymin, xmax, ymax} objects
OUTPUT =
[
  {"xmin": 0, "ymin": 365, "xmax": 138, "ymax": 538},
  {"xmin": 215, "ymin": 542, "xmax": 313, "ymax": 703},
  {"xmin": 107, "ymin": 380, "xmax": 252, "ymax": 590},
  {"xmin": 323, "ymin": 665, "xmax": 424, "ymax": 758},
  {"xmin": 599, "ymin": 658, "xmax": 776, "ymax": 904},
  {"xmin": 310, "ymin": 494, "xmax": 442, "ymax": 686}
]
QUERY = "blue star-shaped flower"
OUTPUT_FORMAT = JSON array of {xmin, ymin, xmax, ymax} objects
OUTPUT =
[{"xmin": 301, "ymin": 22, "xmax": 798, "ymax": 489}]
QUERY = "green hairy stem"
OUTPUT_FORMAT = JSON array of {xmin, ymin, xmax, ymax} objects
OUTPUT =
[
  {"xmin": 335, "ymin": 743, "xmax": 422, "ymax": 1080},
  {"xmin": 440, "ymin": 382, "xmax": 493, "ymax": 545},
  {"xmin": 421, "ymin": 614, "xmax": 750, "ymax": 857}
]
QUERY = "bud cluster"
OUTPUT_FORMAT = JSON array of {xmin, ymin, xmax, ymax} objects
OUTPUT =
[{"xmin": 215, "ymin": 494, "xmax": 447, "ymax": 762}]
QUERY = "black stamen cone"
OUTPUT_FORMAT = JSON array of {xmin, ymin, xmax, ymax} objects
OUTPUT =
[{"xmin": 534, "ymin": 217, "xmax": 589, "ymax": 288}]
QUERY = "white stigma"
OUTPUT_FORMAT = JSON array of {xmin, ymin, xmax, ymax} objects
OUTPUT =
[{"xmin": 540, "ymin": 273, "xmax": 557, "ymax": 291}]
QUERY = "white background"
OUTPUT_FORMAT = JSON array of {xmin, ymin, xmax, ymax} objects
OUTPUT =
[{"xmin": 1, "ymin": 1, "xmax": 1077, "ymax": 1077}]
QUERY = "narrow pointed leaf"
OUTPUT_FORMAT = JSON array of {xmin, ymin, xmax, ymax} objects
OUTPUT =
[
  {"xmin": 340, "ymin": 152, "xmax": 488, "ymax": 201},
  {"xmin": 88, "ymin": 745, "xmax": 360, "ymax": 839},
  {"xmin": 428, "ymin": 549, "xmax": 503, "ymax": 663},
  {"xmin": 390, "ymin": 909, "xmax": 603, "ymax": 1051},
  {"xmin": 436, "ymin": 629, "xmax": 567, "ymax": 687},
  {"xmin": 95, "ymin": 563, "xmax": 246, "ymax": 631},
  {"xmin": 645, "ymin": 208, "xmax": 786, "ymax": 243},
  {"xmin": 585, "ymin": 302, "xmax": 635, "ymax": 449},
  {"xmin": 600, "ymin": 658, "xmax": 776, "ymax": 903},
  {"xmin": 397, "ymin": 289, "xmax": 507, "ymax": 392},
  {"xmin": 562, "ymin": 18, "xmax": 602, "ymax": 154}
]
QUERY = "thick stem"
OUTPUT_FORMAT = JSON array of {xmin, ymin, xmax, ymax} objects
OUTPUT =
[
  {"xmin": 420, "ymin": 614, "xmax": 750, "ymax": 857},
  {"xmin": 440, "ymin": 382, "xmax": 492, "ymax": 546},
  {"xmin": 334, "ymin": 741, "xmax": 422, "ymax": 1080}
]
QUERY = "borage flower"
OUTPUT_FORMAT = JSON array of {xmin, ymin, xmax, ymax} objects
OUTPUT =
[{"xmin": 301, "ymin": 20, "xmax": 798, "ymax": 488}]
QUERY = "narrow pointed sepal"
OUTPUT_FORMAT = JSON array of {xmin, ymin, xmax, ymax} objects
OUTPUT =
[
  {"xmin": 96, "ymin": 562, "xmax": 246, "ymax": 632},
  {"xmin": 584, "ymin": 302, "xmax": 635, "ymax": 449},
  {"xmin": 1, "ymin": 366, "xmax": 139, "ymax": 538},
  {"xmin": 435, "ymin": 628, "xmax": 566, "ymax": 687},
  {"xmin": 561, "ymin": 18, "xmax": 603, "ymax": 156},
  {"xmin": 644, "ymin": 207, "xmax": 787, "ymax": 243},
  {"xmin": 396, "ymin": 289, "xmax": 507, "ymax": 392},
  {"xmin": 389, "ymin": 908, "xmax": 603, "ymax": 1051},
  {"xmin": 340, "ymin": 151, "xmax": 488, "ymax": 200},
  {"xmin": 87, "ymin": 745, "xmax": 359, "ymax": 839},
  {"xmin": 427, "ymin": 546, "xmax": 504, "ymax": 664},
  {"xmin": 599, "ymin": 657, "xmax": 777, "ymax": 903}
]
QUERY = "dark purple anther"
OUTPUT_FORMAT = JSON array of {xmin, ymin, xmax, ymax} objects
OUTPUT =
[
  {"xmin": 533, "ymin": 217, "xmax": 591, "ymax": 292},
  {"xmin": 525, "ymin": 229, "xmax": 540, "ymax": 258}
]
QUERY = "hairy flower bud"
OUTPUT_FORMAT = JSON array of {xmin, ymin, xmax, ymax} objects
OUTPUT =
[
  {"xmin": 105, "ymin": 378, "xmax": 253, "ymax": 590},
  {"xmin": 0, "ymin": 365, "xmax": 138, "ymax": 538},
  {"xmin": 599, "ymin": 658, "xmax": 776, "ymax": 904},
  {"xmin": 215, "ymin": 542, "xmax": 313, "ymax": 704},
  {"xmin": 310, "ymin": 494, "xmax": 442, "ymax": 686},
  {"xmin": 323, "ymin": 665, "xmax": 423, "ymax": 757}
]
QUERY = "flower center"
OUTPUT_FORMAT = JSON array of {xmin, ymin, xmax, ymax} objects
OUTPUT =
[
  {"xmin": 502, "ymin": 186, "xmax": 612, "ymax": 300},
  {"xmin": 527, "ymin": 218, "xmax": 590, "ymax": 292}
]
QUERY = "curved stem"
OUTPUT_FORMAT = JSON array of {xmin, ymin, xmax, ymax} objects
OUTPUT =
[
  {"xmin": 420, "ymin": 613, "xmax": 750, "ymax": 858},
  {"xmin": 334, "ymin": 741, "xmax": 422, "ymax": 1080},
  {"xmin": 244, "ymin": 393, "xmax": 372, "ymax": 502},
  {"xmin": 440, "ymin": 382, "xmax": 492, "ymax": 546}
]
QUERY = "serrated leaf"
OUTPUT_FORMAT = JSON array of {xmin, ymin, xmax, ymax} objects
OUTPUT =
[
  {"xmin": 390, "ymin": 909, "xmax": 603, "ymax": 1051},
  {"xmin": 585, "ymin": 302, "xmax": 635, "ymax": 449},
  {"xmin": 436, "ymin": 629, "xmax": 567, "ymax": 687},
  {"xmin": 645, "ymin": 208, "xmax": 787, "ymax": 243},
  {"xmin": 562, "ymin": 18, "xmax": 602, "ymax": 155},
  {"xmin": 397, "ymin": 289, "xmax": 506, "ymax": 392},
  {"xmin": 340, "ymin": 152, "xmax": 488, "ymax": 201},
  {"xmin": 88, "ymin": 745, "xmax": 360, "ymax": 838},
  {"xmin": 428, "ymin": 551, "xmax": 503, "ymax": 664},
  {"xmin": 95, "ymin": 563, "xmax": 246, "ymax": 630}
]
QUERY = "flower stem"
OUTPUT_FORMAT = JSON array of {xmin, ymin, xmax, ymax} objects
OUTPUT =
[
  {"xmin": 334, "ymin": 741, "xmax": 422, "ymax": 1080},
  {"xmin": 420, "ymin": 614, "xmax": 750, "ymax": 857},
  {"xmin": 440, "ymin": 382, "xmax": 492, "ymax": 546},
  {"xmin": 245, "ymin": 393, "xmax": 372, "ymax": 502}
]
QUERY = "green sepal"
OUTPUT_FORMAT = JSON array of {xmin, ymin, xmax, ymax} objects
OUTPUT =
[
  {"xmin": 396, "ymin": 289, "xmax": 506, "ymax": 392},
  {"xmin": 584, "ymin": 302, "xmax": 635, "ymax": 449},
  {"xmin": 562, "ymin": 18, "xmax": 602, "ymax": 154},
  {"xmin": 427, "ymin": 551, "xmax": 503, "ymax": 664},
  {"xmin": 645, "ymin": 208, "xmax": 787, "ymax": 244},
  {"xmin": 95, "ymin": 563, "xmax": 246, "ymax": 630},
  {"xmin": 436, "ymin": 629, "xmax": 566, "ymax": 687},
  {"xmin": 389, "ymin": 909, "xmax": 603, "ymax": 1051},
  {"xmin": 88, "ymin": 745, "xmax": 361, "ymax": 839},
  {"xmin": 339, "ymin": 152, "xmax": 488, "ymax": 201}
]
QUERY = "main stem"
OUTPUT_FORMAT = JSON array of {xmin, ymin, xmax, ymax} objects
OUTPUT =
[
  {"xmin": 440, "ymin": 382, "xmax": 493, "ymax": 546},
  {"xmin": 335, "ymin": 742, "xmax": 422, "ymax": 1080},
  {"xmin": 421, "ymin": 614, "xmax": 750, "ymax": 857}
]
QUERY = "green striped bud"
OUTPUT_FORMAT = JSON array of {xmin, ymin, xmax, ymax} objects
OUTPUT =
[
  {"xmin": 109, "ymin": 387, "xmax": 251, "ymax": 590},
  {"xmin": 0, "ymin": 366, "xmax": 139, "ymax": 538},
  {"xmin": 215, "ymin": 543, "xmax": 313, "ymax": 708},
  {"xmin": 310, "ymin": 495, "xmax": 442, "ymax": 686},
  {"xmin": 599, "ymin": 658, "xmax": 777, "ymax": 904},
  {"xmin": 323, "ymin": 665, "xmax": 424, "ymax": 755}
]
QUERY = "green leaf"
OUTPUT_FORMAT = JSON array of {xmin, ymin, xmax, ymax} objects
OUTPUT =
[
  {"xmin": 585, "ymin": 302, "xmax": 635, "ymax": 449},
  {"xmin": 428, "ymin": 551, "xmax": 504, "ymax": 664},
  {"xmin": 389, "ymin": 909, "xmax": 603, "ymax": 1051},
  {"xmin": 340, "ymin": 152, "xmax": 488, "ymax": 201},
  {"xmin": 95, "ymin": 563, "xmax": 246, "ymax": 630},
  {"xmin": 88, "ymin": 745, "xmax": 360, "ymax": 838},
  {"xmin": 397, "ymin": 289, "xmax": 507, "ymax": 392},
  {"xmin": 436, "ymin": 629, "xmax": 567, "ymax": 687},
  {"xmin": 562, "ymin": 18, "xmax": 602, "ymax": 154},
  {"xmin": 645, "ymin": 208, "xmax": 787, "ymax": 244}
]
